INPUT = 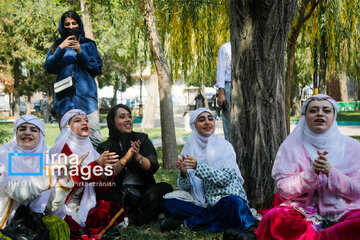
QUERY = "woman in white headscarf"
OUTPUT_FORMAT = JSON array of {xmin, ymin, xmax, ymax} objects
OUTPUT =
[
  {"xmin": 256, "ymin": 94, "xmax": 360, "ymax": 240},
  {"xmin": 49, "ymin": 109, "xmax": 127, "ymax": 239},
  {"xmin": 0, "ymin": 115, "xmax": 73, "ymax": 231},
  {"xmin": 161, "ymin": 108, "xmax": 255, "ymax": 232}
]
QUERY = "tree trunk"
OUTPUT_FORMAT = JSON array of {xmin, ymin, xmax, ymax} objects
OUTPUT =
[
  {"xmin": 230, "ymin": 0, "xmax": 297, "ymax": 208},
  {"xmin": 26, "ymin": 96, "xmax": 31, "ymax": 114},
  {"xmin": 141, "ymin": 74, "xmax": 158, "ymax": 129},
  {"xmin": 13, "ymin": 59, "xmax": 20, "ymax": 118},
  {"xmin": 291, "ymin": 81, "xmax": 302, "ymax": 117},
  {"xmin": 285, "ymin": 43, "xmax": 297, "ymax": 133},
  {"xmin": 356, "ymin": 79, "xmax": 359, "ymax": 111},
  {"xmin": 138, "ymin": 0, "xmax": 178, "ymax": 169},
  {"xmin": 80, "ymin": 0, "xmax": 94, "ymax": 40},
  {"xmin": 318, "ymin": 1, "xmax": 327, "ymax": 94},
  {"xmin": 80, "ymin": 0, "xmax": 100, "ymax": 110},
  {"xmin": 9, "ymin": 93, "xmax": 13, "ymax": 116},
  {"xmin": 339, "ymin": 72, "xmax": 348, "ymax": 102},
  {"xmin": 112, "ymin": 78, "xmax": 119, "ymax": 107},
  {"xmin": 201, "ymin": 85, "xmax": 208, "ymax": 109}
]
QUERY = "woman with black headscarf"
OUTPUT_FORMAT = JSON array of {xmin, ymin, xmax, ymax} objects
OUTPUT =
[
  {"xmin": 44, "ymin": 10, "xmax": 103, "ymax": 148},
  {"xmin": 97, "ymin": 104, "xmax": 173, "ymax": 225}
]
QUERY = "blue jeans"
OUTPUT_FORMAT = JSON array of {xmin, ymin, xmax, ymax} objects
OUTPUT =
[
  {"xmin": 222, "ymin": 82, "xmax": 231, "ymax": 141},
  {"xmin": 161, "ymin": 195, "xmax": 255, "ymax": 232},
  {"xmin": 87, "ymin": 109, "xmax": 102, "ymax": 149},
  {"xmin": 215, "ymin": 107, "xmax": 221, "ymax": 119}
]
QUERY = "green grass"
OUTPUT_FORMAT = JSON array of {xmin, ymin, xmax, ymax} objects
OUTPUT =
[
  {"xmin": 118, "ymin": 224, "xmax": 223, "ymax": 240},
  {"xmin": 336, "ymin": 111, "xmax": 360, "ymax": 121},
  {"xmin": 0, "ymin": 122, "xmax": 190, "ymax": 148}
]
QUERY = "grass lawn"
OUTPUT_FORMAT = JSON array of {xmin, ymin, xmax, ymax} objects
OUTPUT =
[
  {"xmin": 0, "ymin": 122, "xmax": 190, "ymax": 147},
  {"xmin": 117, "ymin": 224, "xmax": 223, "ymax": 240}
]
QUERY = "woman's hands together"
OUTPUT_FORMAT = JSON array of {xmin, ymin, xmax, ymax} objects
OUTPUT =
[
  {"xmin": 118, "ymin": 140, "xmax": 141, "ymax": 167},
  {"xmin": 59, "ymin": 36, "xmax": 81, "ymax": 54},
  {"xmin": 177, "ymin": 154, "xmax": 197, "ymax": 178},
  {"xmin": 312, "ymin": 150, "xmax": 332, "ymax": 176},
  {"xmin": 130, "ymin": 140, "xmax": 142, "ymax": 161}
]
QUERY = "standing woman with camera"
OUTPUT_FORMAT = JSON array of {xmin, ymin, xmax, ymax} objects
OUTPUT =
[{"xmin": 44, "ymin": 10, "xmax": 103, "ymax": 148}]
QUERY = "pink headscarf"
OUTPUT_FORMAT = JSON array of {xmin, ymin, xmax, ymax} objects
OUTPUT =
[{"xmin": 272, "ymin": 94, "xmax": 360, "ymax": 205}]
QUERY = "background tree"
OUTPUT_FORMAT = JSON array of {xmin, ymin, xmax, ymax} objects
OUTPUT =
[
  {"xmin": 230, "ymin": 0, "xmax": 298, "ymax": 208},
  {"xmin": 0, "ymin": 0, "xmax": 67, "ymax": 116},
  {"xmin": 285, "ymin": 0, "xmax": 320, "ymax": 133},
  {"xmin": 156, "ymin": 0, "xmax": 229, "ymax": 88},
  {"xmin": 138, "ymin": 0, "xmax": 178, "ymax": 169}
]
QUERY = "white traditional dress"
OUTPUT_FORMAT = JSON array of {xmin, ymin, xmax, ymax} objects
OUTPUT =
[{"xmin": 0, "ymin": 115, "xmax": 73, "ymax": 228}]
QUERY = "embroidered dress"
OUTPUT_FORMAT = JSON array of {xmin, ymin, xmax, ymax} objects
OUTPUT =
[
  {"xmin": 162, "ymin": 108, "xmax": 254, "ymax": 232},
  {"xmin": 0, "ymin": 115, "xmax": 73, "ymax": 229},
  {"xmin": 256, "ymin": 94, "xmax": 360, "ymax": 240}
]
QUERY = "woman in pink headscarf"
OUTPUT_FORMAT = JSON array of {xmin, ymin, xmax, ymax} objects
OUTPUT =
[{"xmin": 256, "ymin": 94, "xmax": 360, "ymax": 239}]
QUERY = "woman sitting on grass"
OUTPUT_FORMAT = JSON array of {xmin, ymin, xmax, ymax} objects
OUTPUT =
[
  {"xmin": 50, "ymin": 109, "xmax": 128, "ymax": 239},
  {"xmin": 97, "ymin": 104, "xmax": 173, "ymax": 225},
  {"xmin": 256, "ymin": 94, "xmax": 360, "ymax": 239},
  {"xmin": 160, "ymin": 108, "xmax": 255, "ymax": 232},
  {"xmin": 0, "ymin": 115, "xmax": 73, "ymax": 238}
]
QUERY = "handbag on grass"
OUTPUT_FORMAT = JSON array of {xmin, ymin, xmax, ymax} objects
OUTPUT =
[
  {"xmin": 54, "ymin": 63, "xmax": 76, "ymax": 99},
  {"xmin": 0, "ymin": 205, "xmax": 49, "ymax": 240}
]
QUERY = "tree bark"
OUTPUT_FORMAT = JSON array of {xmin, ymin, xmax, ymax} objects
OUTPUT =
[
  {"xmin": 80, "ymin": 0, "xmax": 94, "ymax": 40},
  {"xmin": 318, "ymin": 1, "xmax": 327, "ymax": 94},
  {"xmin": 80, "ymin": 0, "xmax": 100, "ymax": 110},
  {"xmin": 13, "ymin": 59, "xmax": 20, "ymax": 118},
  {"xmin": 141, "ymin": 74, "xmax": 158, "ymax": 129},
  {"xmin": 230, "ymin": 0, "xmax": 297, "ymax": 208},
  {"xmin": 291, "ymin": 80, "xmax": 302, "ymax": 117},
  {"xmin": 339, "ymin": 72, "xmax": 349, "ymax": 102},
  {"xmin": 138, "ymin": 0, "xmax": 178, "ymax": 169},
  {"xmin": 112, "ymin": 78, "xmax": 120, "ymax": 107}
]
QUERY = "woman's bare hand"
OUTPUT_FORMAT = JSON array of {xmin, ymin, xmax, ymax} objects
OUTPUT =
[
  {"xmin": 59, "ymin": 36, "xmax": 76, "ymax": 50},
  {"xmin": 183, "ymin": 155, "xmax": 197, "ymax": 170},
  {"xmin": 98, "ymin": 151, "xmax": 119, "ymax": 166},
  {"xmin": 177, "ymin": 155, "xmax": 188, "ymax": 178},
  {"xmin": 312, "ymin": 150, "xmax": 332, "ymax": 176}
]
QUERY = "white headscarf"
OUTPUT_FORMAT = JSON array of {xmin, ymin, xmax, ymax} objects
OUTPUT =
[
  {"xmin": 179, "ymin": 108, "xmax": 244, "ymax": 206},
  {"xmin": 1, "ymin": 115, "xmax": 46, "ymax": 175},
  {"xmin": 0, "ymin": 115, "xmax": 51, "ymax": 213},
  {"xmin": 272, "ymin": 94, "xmax": 360, "ymax": 204},
  {"xmin": 49, "ymin": 109, "xmax": 98, "ymax": 225},
  {"xmin": 49, "ymin": 109, "xmax": 98, "ymax": 165}
]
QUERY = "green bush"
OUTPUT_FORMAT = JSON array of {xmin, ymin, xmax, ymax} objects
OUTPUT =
[{"xmin": 0, "ymin": 129, "xmax": 12, "ymax": 145}]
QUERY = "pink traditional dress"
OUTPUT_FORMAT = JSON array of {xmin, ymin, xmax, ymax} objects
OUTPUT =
[{"xmin": 256, "ymin": 94, "xmax": 360, "ymax": 240}]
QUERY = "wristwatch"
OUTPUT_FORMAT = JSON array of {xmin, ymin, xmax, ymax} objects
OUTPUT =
[{"xmin": 138, "ymin": 155, "xmax": 143, "ymax": 165}]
